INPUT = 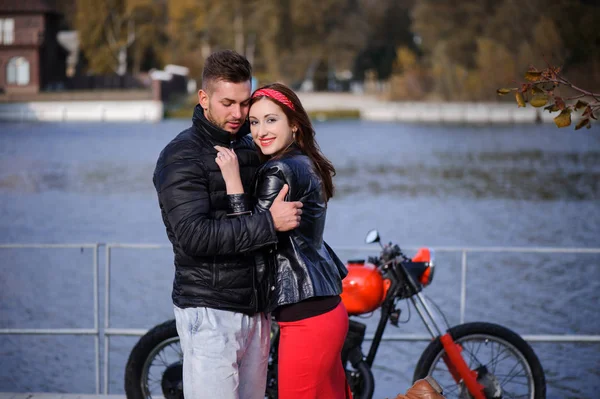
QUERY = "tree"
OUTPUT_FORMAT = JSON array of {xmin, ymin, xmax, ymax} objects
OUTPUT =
[
  {"xmin": 410, "ymin": 0, "xmax": 499, "ymax": 100},
  {"xmin": 475, "ymin": 39, "xmax": 515, "ymax": 101},
  {"xmin": 165, "ymin": 0, "xmax": 215, "ymax": 80},
  {"xmin": 281, "ymin": 0, "xmax": 368, "ymax": 84},
  {"xmin": 74, "ymin": 0, "xmax": 165, "ymax": 75},
  {"xmin": 409, "ymin": 0, "xmax": 600, "ymax": 101},
  {"xmin": 353, "ymin": 0, "xmax": 415, "ymax": 83}
]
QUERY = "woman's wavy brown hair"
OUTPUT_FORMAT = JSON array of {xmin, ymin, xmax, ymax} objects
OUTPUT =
[{"xmin": 250, "ymin": 83, "xmax": 336, "ymax": 201}]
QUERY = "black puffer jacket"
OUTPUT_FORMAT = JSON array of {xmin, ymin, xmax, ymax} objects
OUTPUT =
[
  {"xmin": 153, "ymin": 105, "xmax": 278, "ymax": 314},
  {"xmin": 229, "ymin": 145, "xmax": 347, "ymax": 312}
]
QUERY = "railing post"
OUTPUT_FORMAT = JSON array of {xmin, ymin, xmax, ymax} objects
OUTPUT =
[
  {"xmin": 460, "ymin": 250, "xmax": 467, "ymax": 324},
  {"xmin": 104, "ymin": 244, "xmax": 111, "ymax": 395},
  {"xmin": 94, "ymin": 243, "xmax": 100, "ymax": 395}
]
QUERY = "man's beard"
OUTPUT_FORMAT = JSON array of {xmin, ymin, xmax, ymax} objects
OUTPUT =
[{"xmin": 205, "ymin": 108, "xmax": 241, "ymax": 133}]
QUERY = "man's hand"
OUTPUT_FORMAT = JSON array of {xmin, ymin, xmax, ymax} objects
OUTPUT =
[{"xmin": 269, "ymin": 184, "xmax": 303, "ymax": 232}]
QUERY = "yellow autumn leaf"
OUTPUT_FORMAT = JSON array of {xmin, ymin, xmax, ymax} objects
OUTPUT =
[
  {"xmin": 574, "ymin": 100, "xmax": 589, "ymax": 111},
  {"xmin": 530, "ymin": 94, "xmax": 549, "ymax": 108},
  {"xmin": 531, "ymin": 86, "xmax": 544, "ymax": 95},
  {"xmin": 525, "ymin": 71, "xmax": 542, "ymax": 82},
  {"xmin": 575, "ymin": 118, "xmax": 590, "ymax": 130},
  {"xmin": 497, "ymin": 88, "xmax": 513, "ymax": 95},
  {"xmin": 553, "ymin": 109, "xmax": 572, "ymax": 128},
  {"xmin": 515, "ymin": 92, "xmax": 526, "ymax": 107}
]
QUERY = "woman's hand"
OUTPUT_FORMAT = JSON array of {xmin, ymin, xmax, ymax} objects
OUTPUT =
[{"xmin": 214, "ymin": 145, "xmax": 244, "ymax": 194}]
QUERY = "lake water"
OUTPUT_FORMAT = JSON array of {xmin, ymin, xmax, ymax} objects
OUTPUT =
[{"xmin": 0, "ymin": 119, "xmax": 599, "ymax": 398}]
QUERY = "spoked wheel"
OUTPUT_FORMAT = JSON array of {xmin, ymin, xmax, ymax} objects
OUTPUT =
[
  {"xmin": 125, "ymin": 320, "xmax": 183, "ymax": 399},
  {"xmin": 413, "ymin": 322, "xmax": 546, "ymax": 399}
]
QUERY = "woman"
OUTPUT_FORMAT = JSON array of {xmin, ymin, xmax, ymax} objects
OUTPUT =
[{"xmin": 214, "ymin": 83, "xmax": 350, "ymax": 399}]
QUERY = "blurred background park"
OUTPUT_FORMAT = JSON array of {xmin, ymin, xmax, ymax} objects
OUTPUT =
[
  {"xmin": 1, "ymin": 0, "xmax": 600, "ymax": 112},
  {"xmin": 1, "ymin": 1, "xmax": 600, "ymax": 398},
  {"xmin": 54, "ymin": 0, "xmax": 600, "ymax": 99}
]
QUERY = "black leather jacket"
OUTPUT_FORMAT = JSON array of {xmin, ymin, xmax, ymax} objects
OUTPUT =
[
  {"xmin": 229, "ymin": 146, "xmax": 347, "ymax": 312},
  {"xmin": 153, "ymin": 105, "xmax": 278, "ymax": 314}
]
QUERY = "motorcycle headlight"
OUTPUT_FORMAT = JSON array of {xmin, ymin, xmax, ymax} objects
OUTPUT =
[
  {"xmin": 413, "ymin": 248, "xmax": 435, "ymax": 286},
  {"xmin": 421, "ymin": 255, "xmax": 435, "ymax": 286}
]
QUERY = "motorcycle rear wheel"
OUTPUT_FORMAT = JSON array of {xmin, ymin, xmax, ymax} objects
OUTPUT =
[
  {"xmin": 346, "ymin": 361, "xmax": 375, "ymax": 399},
  {"xmin": 413, "ymin": 322, "xmax": 546, "ymax": 399},
  {"xmin": 124, "ymin": 319, "xmax": 182, "ymax": 399}
]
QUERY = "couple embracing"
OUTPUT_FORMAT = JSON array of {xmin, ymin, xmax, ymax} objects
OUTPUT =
[
  {"xmin": 154, "ymin": 49, "xmax": 349, "ymax": 398},
  {"xmin": 153, "ymin": 50, "xmax": 444, "ymax": 399}
]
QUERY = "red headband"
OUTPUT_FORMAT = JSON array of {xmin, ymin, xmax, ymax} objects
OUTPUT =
[{"xmin": 252, "ymin": 88, "xmax": 295, "ymax": 111}]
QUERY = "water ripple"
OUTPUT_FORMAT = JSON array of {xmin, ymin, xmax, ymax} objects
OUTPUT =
[{"xmin": 1, "ymin": 151, "xmax": 599, "ymax": 200}]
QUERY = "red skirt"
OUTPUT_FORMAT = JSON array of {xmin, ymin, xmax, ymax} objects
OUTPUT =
[{"xmin": 277, "ymin": 301, "xmax": 352, "ymax": 399}]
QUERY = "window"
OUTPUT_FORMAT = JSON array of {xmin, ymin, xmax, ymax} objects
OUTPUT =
[
  {"xmin": 0, "ymin": 18, "xmax": 15, "ymax": 44},
  {"xmin": 7, "ymin": 57, "xmax": 30, "ymax": 85}
]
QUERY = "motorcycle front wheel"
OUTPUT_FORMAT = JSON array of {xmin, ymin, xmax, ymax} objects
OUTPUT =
[
  {"xmin": 413, "ymin": 322, "xmax": 546, "ymax": 399},
  {"xmin": 124, "ymin": 319, "xmax": 182, "ymax": 399}
]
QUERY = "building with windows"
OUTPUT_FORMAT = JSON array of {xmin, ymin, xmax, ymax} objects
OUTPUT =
[{"xmin": 0, "ymin": 0, "xmax": 67, "ymax": 94}]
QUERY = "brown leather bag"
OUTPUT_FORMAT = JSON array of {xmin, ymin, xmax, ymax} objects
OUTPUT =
[{"xmin": 392, "ymin": 376, "xmax": 445, "ymax": 399}]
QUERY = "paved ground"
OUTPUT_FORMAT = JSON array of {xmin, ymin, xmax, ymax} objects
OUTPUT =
[{"xmin": 0, "ymin": 394, "xmax": 125, "ymax": 399}]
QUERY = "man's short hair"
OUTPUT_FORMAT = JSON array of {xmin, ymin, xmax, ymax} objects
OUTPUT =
[{"xmin": 202, "ymin": 50, "xmax": 252, "ymax": 92}]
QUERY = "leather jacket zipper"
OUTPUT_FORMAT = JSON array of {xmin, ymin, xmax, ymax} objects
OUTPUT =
[
  {"xmin": 252, "ymin": 261, "xmax": 259, "ymax": 313},
  {"xmin": 212, "ymin": 256, "xmax": 218, "ymax": 287}
]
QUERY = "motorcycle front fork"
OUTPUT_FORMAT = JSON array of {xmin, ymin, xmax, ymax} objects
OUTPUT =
[{"xmin": 410, "ymin": 293, "xmax": 486, "ymax": 399}]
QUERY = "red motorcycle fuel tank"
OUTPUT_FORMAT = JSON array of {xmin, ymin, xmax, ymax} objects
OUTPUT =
[{"xmin": 341, "ymin": 260, "xmax": 390, "ymax": 315}]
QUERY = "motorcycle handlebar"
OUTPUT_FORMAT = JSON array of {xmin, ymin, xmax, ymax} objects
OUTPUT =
[{"xmin": 380, "ymin": 243, "xmax": 405, "ymax": 262}]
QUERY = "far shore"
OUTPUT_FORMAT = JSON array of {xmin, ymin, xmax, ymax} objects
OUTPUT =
[{"xmin": 0, "ymin": 91, "xmax": 558, "ymax": 124}]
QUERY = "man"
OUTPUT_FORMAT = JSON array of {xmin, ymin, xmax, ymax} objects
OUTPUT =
[{"xmin": 153, "ymin": 50, "xmax": 302, "ymax": 399}]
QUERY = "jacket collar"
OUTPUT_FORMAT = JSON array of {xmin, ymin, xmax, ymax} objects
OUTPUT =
[
  {"xmin": 277, "ymin": 142, "xmax": 303, "ymax": 158},
  {"xmin": 287, "ymin": 143, "xmax": 303, "ymax": 156},
  {"xmin": 265, "ymin": 142, "xmax": 304, "ymax": 163},
  {"xmin": 192, "ymin": 104, "xmax": 249, "ymax": 145}
]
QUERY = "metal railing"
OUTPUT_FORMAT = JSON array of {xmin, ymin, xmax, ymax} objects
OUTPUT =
[
  {"xmin": 0, "ymin": 243, "xmax": 101, "ymax": 393},
  {"xmin": 1, "ymin": 242, "xmax": 599, "ymax": 394}
]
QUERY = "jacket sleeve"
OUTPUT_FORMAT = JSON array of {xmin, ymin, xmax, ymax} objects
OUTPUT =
[
  {"xmin": 155, "ymin": 154, "xmax": 277, "ymax": 256},
  {"xmin": 226, "ymin": 194, "xmax": 253, "ymax": 217},
  {"xmin": 254, "ymin": 164, "xmax": 288, "ymax": 212},
  {"xmin": 226, "ymin": 163, "xmax": 288, "ymax": 215}
]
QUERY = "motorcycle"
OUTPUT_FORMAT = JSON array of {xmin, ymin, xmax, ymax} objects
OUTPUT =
[{"xmin": 125, "ymin": 229, "xmax": 546, "ymax": 399}]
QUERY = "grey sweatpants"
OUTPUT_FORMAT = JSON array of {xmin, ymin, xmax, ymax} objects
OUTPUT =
[{"xmin": 174, "ymin": 305, "xmax": 270, "ymax": 399}]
